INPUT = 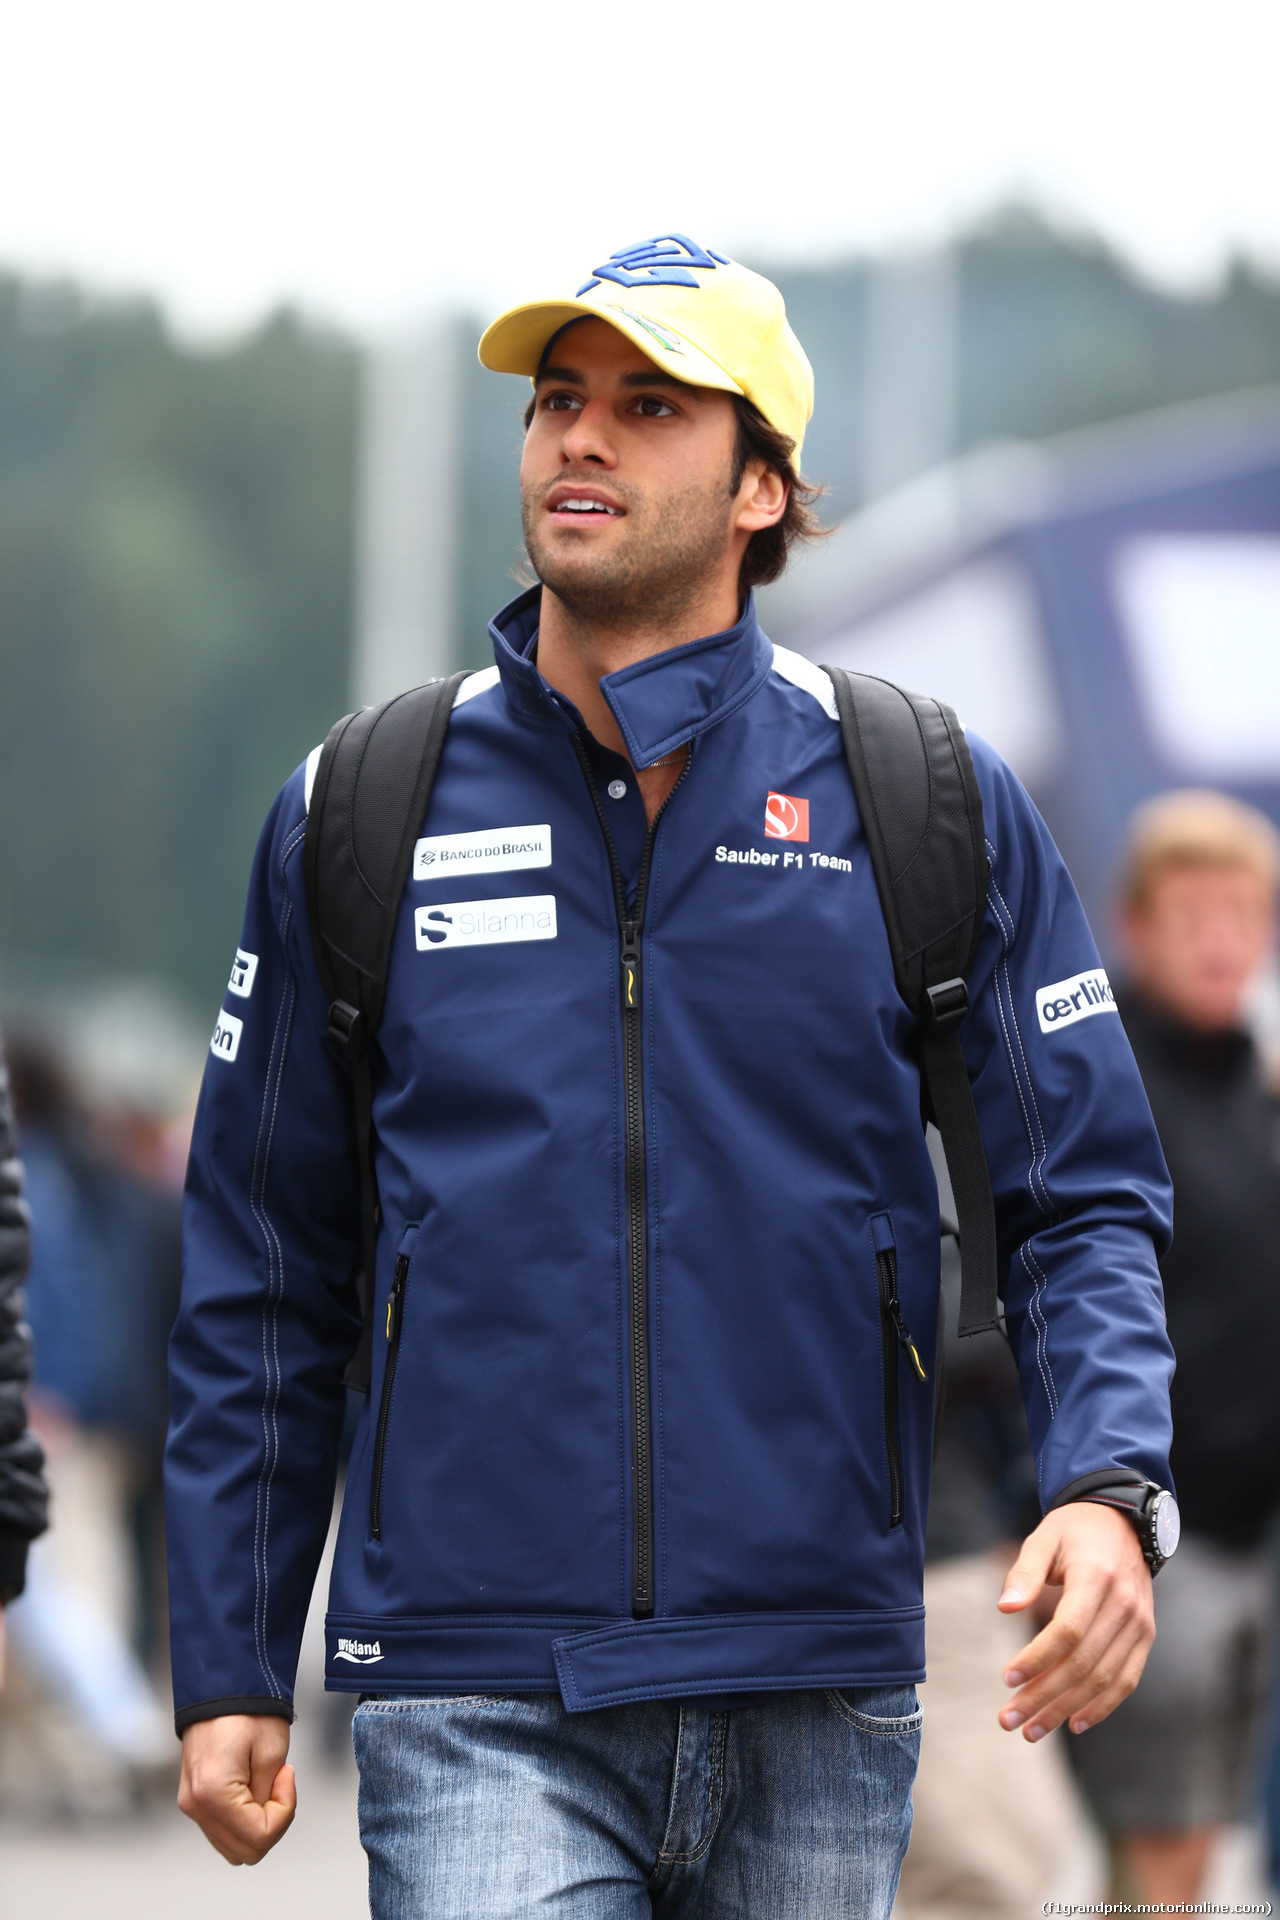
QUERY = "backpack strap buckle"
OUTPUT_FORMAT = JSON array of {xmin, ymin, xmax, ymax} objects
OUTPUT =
[
  {"xmin": 924, "ymin": 977, "xmax": 970, "ymax": 1032},
  {"xmin": 326, "ymin": 998, "xmax": 363, "ymax": 1053}
]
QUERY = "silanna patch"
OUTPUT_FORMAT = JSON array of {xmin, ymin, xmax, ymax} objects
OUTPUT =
[
  {"xmin": 415, "ymin": 895, "xmax": 557, "ymax": 952},
  {"xmin": 1036, "ymin": 969, "xmax": 1117, "ymax": 1034}
]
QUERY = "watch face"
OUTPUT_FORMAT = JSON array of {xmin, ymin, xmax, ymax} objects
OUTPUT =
[{"xmin": 1153, "ymin": 1490, "xmax": 1181, "ymax": 1561}]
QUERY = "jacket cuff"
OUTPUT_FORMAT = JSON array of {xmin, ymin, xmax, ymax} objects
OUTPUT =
[
  {"xmin": 0, "ymin": 1528, "xmax": 29, "ymax": 1605},
  {"xmin": 174, "ymin": 1696, "xmax": 297, "ymax": 1738},
  {"xmin": 1046, "ymin": 1467, "xmax": 1148, "ymax": 1512}
]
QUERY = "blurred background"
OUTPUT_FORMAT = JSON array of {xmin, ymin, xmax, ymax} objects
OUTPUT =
[{"xmin": 2, "ymin": 0, "xmax": 1279, "ymax": 1912}]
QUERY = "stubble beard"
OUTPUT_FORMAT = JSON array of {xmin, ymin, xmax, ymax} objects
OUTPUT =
[{"xmin": 521, "ymin": 472, "xmax": 737, "ymax": 630}]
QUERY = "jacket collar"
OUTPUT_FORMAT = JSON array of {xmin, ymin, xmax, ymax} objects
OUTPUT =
[{"xmin": 489, "ymin": 586, "xmax": 773, "ymax": 767}]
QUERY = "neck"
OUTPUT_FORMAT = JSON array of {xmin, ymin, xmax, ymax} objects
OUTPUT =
[
  {"xmin": 533, "ymin": 576, "xmax": 742, "ymax": 762},
  {"xmin": 534, "ymin": 579, "xmax": 742, "ymax": 825}
]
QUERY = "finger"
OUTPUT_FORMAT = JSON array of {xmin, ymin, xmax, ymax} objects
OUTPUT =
[
  {"xmin": 1065, "ymin": 1639, "xmax": 1152, "ymax": 1735},
  {"xmin": 266, "ymin": 1764, "xmax": 297, "ymax": 1828},
  {"xmin": 1017, "ymin": 1624, "xmax": 1147, "ymax": 1740},
  {"xmin": 997, "ymin": 1529, "xmax": 1059, "ymax": 1614},
  {"xmin": 183, "ymin": 1802, "xmax": 264, "ymax": 1866},
  {"xmin": 1001, "ymin": 1565, "xmax": 1111, "ymax": 1687},
  {"xmin": 203, "ymin": 1825, "xmax": 256, "ymax": 1866},
  {"xmin": 197, "ymin": 1796, "xmax": 293, "ymax": 1866},
  {"xmin": 227, "ymin": 1765, "xmax": 295, "ymax": 1855},
  {"xmin": 1000, "ymin": 1582, "xmax": 1142, "ymax": 1730},
  {"xmin": 182, "ymin": 1768, "xmax": 295, "ymax": 1863},
  {"xmin": 1004, "ymin": 1596, "xmax": 1151, "ymax": 1736},
  {"xmin": 248, "ymin": 1734, "xmax": 293, "ymax": 1806},
  {"xmin": 1004, "ymin": 1579, "xmax": 1146, "ymax": 1723}
]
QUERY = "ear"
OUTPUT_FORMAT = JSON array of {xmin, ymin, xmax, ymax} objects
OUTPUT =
[{"xmin": 733, "ymin": 460, "xmax": 788, "ymax": 536}]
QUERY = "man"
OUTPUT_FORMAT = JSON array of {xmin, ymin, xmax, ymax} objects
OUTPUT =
[
  {"xmin": 168, "ymin": 236, "xmax": 1175, "ymax": 1916},
  {"xmin": 0, "ymin": 1027, "xmax": 51, "ymax": 1686},
  {"xmin": 4, "ymin": 1034, "xmax": 174, "ymax": 1775},
  {"xmin": 1067, "ymin": 790, "xmax": 1280, "ymax": 1908}
]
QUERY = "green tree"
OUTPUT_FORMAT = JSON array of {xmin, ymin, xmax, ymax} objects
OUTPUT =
[{"xmin": 0, "ymin": 283, "xmax": 357, "ymax": 1014}]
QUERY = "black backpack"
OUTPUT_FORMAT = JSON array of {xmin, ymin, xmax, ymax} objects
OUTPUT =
[{"xmin": 305, "ymin": 668, "xmax": 996, "ymax": 1393}]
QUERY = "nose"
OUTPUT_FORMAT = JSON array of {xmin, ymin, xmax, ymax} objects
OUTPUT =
[{"xmin": 559, "ymin": 396, "xmax": 617, "ymax": 469}]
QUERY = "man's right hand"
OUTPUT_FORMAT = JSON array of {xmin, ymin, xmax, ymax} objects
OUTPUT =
[{"xmin": 179, "ymin": 1713, "xmax": 296, "ymax": 1864}]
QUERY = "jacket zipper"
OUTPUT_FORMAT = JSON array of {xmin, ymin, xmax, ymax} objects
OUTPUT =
[
  {"xmin": 875, "ymin": 1243, "xmax": 926, "ymax": 1530},
  {"xmin": 572, "ymin": 734, "xmax": 689, "ymax": 1618},
  {"xmin": 370, "ymin": 1247, "xmax": 411, "ymax": 1540}
]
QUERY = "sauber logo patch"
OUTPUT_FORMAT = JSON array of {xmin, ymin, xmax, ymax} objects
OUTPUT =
[
  {"xmin": 764, "ymin": 793, "xmax": 809, "ymax": 841},
  {"xmin": 1036, "ymin": 968, "xmax": 1117, "ymax": 1034},
  {"xmin": 334, "ymin": 1637, "xmax": 384, "ymax": 1665},
  {"xmin": 210, "ymin": 1010, "xmax": 243, "ymax": 1062},
  {"xmin": 415, "ymin": 895, "xmax": 557, "ymax": 952}
]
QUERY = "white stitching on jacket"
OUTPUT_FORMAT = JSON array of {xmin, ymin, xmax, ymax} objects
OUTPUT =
[
  {"xmin": 258, "ymin": 967, "xmax": 295, "ymax": 1692},
  {"xmin": 984, "ymin": 837, "xmax": 1059, "ymax": 1429},
  {"xmin": 249, "ymin": 965, "xmax": 289, "ymax": 1695},
  {"xmin": 986, "ymin": 845, "xmax": 1051, "ymax": 1213},
  {"xmin": 246, "ymin": 817, "xmax": 306, "ymax": 1696},
  {"xmin": 1021, "ymin": 1245, "xmax": 1059, "ymax": 1418}
]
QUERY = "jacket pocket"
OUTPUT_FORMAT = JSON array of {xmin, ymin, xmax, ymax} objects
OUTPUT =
[
  {"xmin": 871, "ymin": 1213, "xmax": 926, "ymax": 1531},
  {"xmin": 371, "ymin": 1222, "xmax": 419, "ymax": 1541}
]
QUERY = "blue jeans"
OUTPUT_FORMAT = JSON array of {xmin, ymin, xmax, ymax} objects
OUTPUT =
[{"xmin": 353, "ymin": 1685, "xmax": 921, "ymax": 1918}]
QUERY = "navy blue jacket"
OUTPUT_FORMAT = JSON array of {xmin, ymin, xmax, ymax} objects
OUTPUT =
[{"xmin": 166, "ymin": 589, "xmax": 1174, "ymax": 1727}]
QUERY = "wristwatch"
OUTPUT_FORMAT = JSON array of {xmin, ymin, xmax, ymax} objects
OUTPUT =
[{"xmin": 1050, "ymin": 1471, "xmax": 1181, "ymax": 1575}]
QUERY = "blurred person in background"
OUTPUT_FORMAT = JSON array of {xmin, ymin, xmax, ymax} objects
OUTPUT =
[
  {"xmin": 1067, "ymin": 791, "xmax": 1280, "ymax": 1906},
  {"xmin": 0, "ymin": 1026, "xmax": 50, "ymax": 1687},
  {"xmin": 895, "ymin": 1167, "xmax": 1089, "ymax": 1919},
  {"xmin": 3, "ymin": 1031, "xmax": 176, "ymax": 1787}
]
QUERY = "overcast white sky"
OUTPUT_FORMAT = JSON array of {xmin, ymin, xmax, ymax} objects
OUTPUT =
[{"xmin": 4, "ymin": 0, "xmax": 1278, "ymax": 340}]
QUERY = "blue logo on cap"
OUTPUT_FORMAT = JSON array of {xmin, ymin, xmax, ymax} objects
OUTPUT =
[{"xmin": 578, "ymin": 235, "xmax": 729, "ymax": 298}]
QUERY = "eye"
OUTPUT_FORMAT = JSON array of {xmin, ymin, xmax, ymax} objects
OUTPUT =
[
  {"xmin": 633, "ymin": 395, "xmax": 677, "ymax": 418},
  {"xmin": 541, "ymin": 390, "xmax": 583, "ymax": 413}
]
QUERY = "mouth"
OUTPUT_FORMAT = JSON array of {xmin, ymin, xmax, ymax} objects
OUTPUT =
[{"xmin": 545, "ymin": 486, "xmax": 625, "ymax": 524}]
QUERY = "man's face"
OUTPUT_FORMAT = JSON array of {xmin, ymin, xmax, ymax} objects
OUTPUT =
[
  {"xmin": 520, "ymin": 318, "xmax": 747, "ymax": 624},
  {"xmin": 1121, "ymin": 863, "xmax": 1276, "ymax": 1031}
]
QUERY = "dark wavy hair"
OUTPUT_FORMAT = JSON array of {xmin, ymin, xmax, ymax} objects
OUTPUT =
[{"xmin": 521, "ymin": 390, "xmax": 828, "ymax": 592}]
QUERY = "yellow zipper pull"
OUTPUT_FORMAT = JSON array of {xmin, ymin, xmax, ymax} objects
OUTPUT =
[{"xmin": 889, "ymin": 1298, "xmax": 928, "ymax": 1382}]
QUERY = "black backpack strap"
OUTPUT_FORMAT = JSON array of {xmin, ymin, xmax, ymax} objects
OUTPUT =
[
  {"xmin": 305, "ymin": 671, "xmax": 470, "ymax": 1390},
  {"xmin": 822, "ymin": 667, "xmax": 999, "ymax": 1336}
]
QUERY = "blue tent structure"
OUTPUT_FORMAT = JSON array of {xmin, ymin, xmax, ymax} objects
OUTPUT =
[{"xmin": 761, "ymin": 385, "xmax": 1280, "ymax": 941}]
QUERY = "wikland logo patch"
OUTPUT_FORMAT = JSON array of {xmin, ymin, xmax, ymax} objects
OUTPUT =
[
  {"xmin": 415, "ymin": 895, "xmax": 558, "ymax": 952},
  {"xmin": 334, "ymin": 1637, "xmax": 384, "ymax": 1665},
  {"xmin": 764, "ymin": 792, "xmax": 809, "ymax": 842},
  {"xmin": 227, "ymin": 948, "xmax": 258, "ymax": 998},
  {"xmin": 414, "ymin": 825, "xmax": 551, "ymax": 881},
  {"xmin": 210, "ymin": 1009, "xmax": 243, "ymax": 1063},
  {"xmin": 1036, "ymin": 968, "xmax": 1117, "ymax": 1035}
]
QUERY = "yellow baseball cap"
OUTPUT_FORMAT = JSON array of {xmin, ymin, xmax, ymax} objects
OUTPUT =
[{"xmin": 478, "ymin": 234, "xmax": 814, "ymax": 464}]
